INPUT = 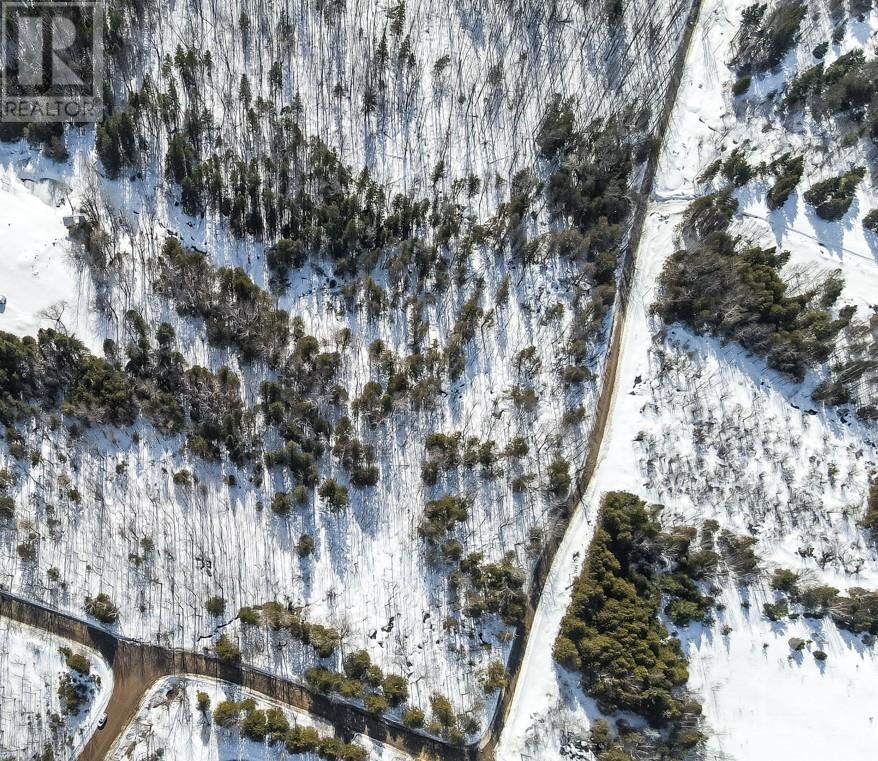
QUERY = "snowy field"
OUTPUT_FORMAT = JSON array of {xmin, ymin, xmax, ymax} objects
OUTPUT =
[
  {"xmin": 498, "ymin": 0, "xmax": 878, "ymax": 759},
  {"xmin": 0, "ymin": 619, "xmax": 112, "ymax": 759},
  {"xmin": 0, "ymin": 0, "xmax": 696, "ymax": 731}
]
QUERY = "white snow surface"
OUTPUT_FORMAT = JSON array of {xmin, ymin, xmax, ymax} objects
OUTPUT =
[
  {"xmin": 498, "ymin": 1, "xmax": 878, "ymax": 759},
  {"xmin": 0, "ymin": 618, "xmax": 112, "ymax": 759},
  {"xmin": 0, "ymin": 0, "xmax": 696, "ymax": 731},
  {"xmin": 0, "ymin": 160, "xmax": 100, "ymax": 350}
]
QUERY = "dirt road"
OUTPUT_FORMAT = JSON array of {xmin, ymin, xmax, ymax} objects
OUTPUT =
[{"xmin": 0, "ymin": 591, "xmax": 467, "ymax": 761}]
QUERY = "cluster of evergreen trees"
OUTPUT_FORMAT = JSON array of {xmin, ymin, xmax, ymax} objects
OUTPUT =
[
  {"xmin": 656, "ymin": 194, "xmax": 854, "ymax": 382},
  {"xmin": 554, "ymin": 492, "xmax": 704, "ymax": 754}
]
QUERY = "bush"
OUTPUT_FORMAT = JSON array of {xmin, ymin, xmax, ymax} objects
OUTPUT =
[
  {"xmin": 271, "ymin": 491, "xmax": 294, "ymax": 514},
  {"xmin": 364, "ymin": 693, "xmax": 388, "ymax": 714},
  {"xmin": 318, "ymin": 479, "xmax": 349, "ymax": 510},
  {"xmin": 285, "ymin": 726, "xmax": 320, "ymax": 753},
  {"xmin": 553, "ymin": 636, "xmax": 582, "ymax": 670},
  {"xmin": 402, "ymin": 707, "xmax": 425, "ymax": 728},
  {"xmin": 863, "ymin": 480, "xmax": 878, "ymax": 538},
  {"xmin": 241, "ymin": 708, "xmax": 268, "ymax": 740},
  {"xmin": 213, "ymin": 700, "xmax": 242, "ymax": 727},
  {"xmin": 343, "ymin": 650, "xmax": 372, "ymax": 680},
  {"xmin": 763, "ymin": 600, "xmax": 789, "ymax": 621},
  {"xmin": 804, "ymin": 167, "xmax": 866, "ymax": 221},
  {"xmin": 382, "ymin": 674, "xmax": 409, "ymax": 706},
  {"xmin": 721, "ymin": 149, "xmax": 753, "ymax": 187},
  {"xmin": 297, "ymin": 533, "xmax": 315, "ymax": 557},
  {"xmin": 239, "ymin": 606, "xmax": 261, "ymax": 626},
  {"xmin": 536, "ymin": 95, "xmax": 578, "ymax": 160},
  {"xmin": 770, "ymin": 568, "xmax": 801, "ymax": 595},
  {"xmin": 547, "ymin": 456, "xmax": 571, "ymax": 497},
  {"xmin": 418, "ymin": 494, "xmax": 470, "ymax": 540},
  {"xmin": 309, "ymin": 624, "xmax": 341, "ymax": 658},
  {"xmin": 864, "ymin": 209, "xmax": 878, "ymax": 234},
  {"xmin": 481, "ymin": 660, "xmax": 507, "ymax": 693},
  {"xmin": 57, "ymin": 673, "xmax": 88, "ymax": 714},
  {"xmin": 85, "ymin": 593, "xmax": 119, "ymax": 624},
  {"xmin": 766, "ymin": 154, "xmax": 804, "ymax": 210},
  {"xmin": 197, "ymin": 691, "xmax": 211, "ymax": 712},
  {"xmin": 788, "ymin": 49, "xmax": 878, "ymax": 117},
  {"xmin": 215, "ymin": 635, "xmax": 241, "ymax": 663},
  {"xmin": 429, "ymin": 694, "xmax": 456, "ymax": 727},
  {"xmin": 205, "ymin": 596, "xmax": 226, "ymax": 617},
  {"xmin": 59, "ymin": 647, "xmax": 91, "ymax": 675}
]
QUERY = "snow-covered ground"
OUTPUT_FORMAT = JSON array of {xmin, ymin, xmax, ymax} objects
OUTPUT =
[
  {"xmin": 108, "ymin": 675, "xmax": 408, "ymax": 761},
  {"xmin": 0, "ymin": 0, "xmax": 697, "ymax": 729},
  {"xmin": 0, "ymin": 161, "xmax": 100, "ymax": 350},
  {"xmin": 498, "ymin": 0, "xmax": 878, "ymax": 759},
  {"xmin": 0, "ymin": 618, "xmax": 112, "ymax": 759}
]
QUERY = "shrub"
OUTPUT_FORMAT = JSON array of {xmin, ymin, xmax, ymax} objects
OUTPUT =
[
  {"xmin": 309, "ymin": 624, "xmax": 341, "ymax": 658},
  {"xmin": 382, "ymin": 674, "xmax": 409, "ymax": 706},
  {"xmin": 418, "ymin": 494, "xmax": 469, "ymax": 540},
  {"xmin": 735, "ymin": 2, "xmax": 807, "ymax": 74},
  {"xmin": 213, "ymin": 699, "xmax": 241, "ymax": 727},
  {"xmin": 239, "ymin": 606, "xmax": 261, "ymax": 626},
  {"xmin": 813, "ymin": 650, "xmax": 828, "ymax": 661},
  {"xmin": 305, "ymin": 666, "xmax": 342, "ymax": 693},
  {"xmin": 864, "ymin": 209, "xmax": 878, "ymax": 234},
  {"xmin": 318, "ymin": 479, "xmax": 349, "ymax": 510},
  {"xmin": 766, "ymin": 154, "xmax": 804, "ymax": 210},
  {"xmin": 271, "ymin": 491, "xmax": 294, "ymax": 514},
  {"xmin": 285, "ymin": 726, "xmax": 320, "ymax": 753},
  {"xmin": 547, "ymin": 456, "xmax": 571, "ymax": 497},
  {"xmin": 536, "ymin": 95, "xmax": 577, "ymax": 160},
  {"xmin": 205, "ymin": 596, "xmax": 226, "ymax": 617},
  {"xmin": 481, "ymin": 660, "xmax": 507, "ymax": 693},
  {"xmin": 197, "ymin": 691, "xmax": 211, "ymax": 712},
  {"xmin": 343, "ymin": 650, "xmax": 372, "ymax": 680},
  {"xmin": 57, "ymin": 673, "xmax": 88, "ymax": 714},
  {"xmin": 863, "ymin": 480, "xmax": 878, "ymax": 538},
  {"xmin": 763, "ymin": 600, "xmax": 790, "ymax": 621},
  {"xmin": 58, "ymin": 647, "xmax": 91, "ymax": 675},
  {"xmin": 85, "ymin": 593, "xmax": 119, "ymax": 624},
  {"xmin": 364, "ymin": 693, "xmax": 388, "ymax": 714},
  {"xmin": 553, "ymin": 636, "xmax": 581, "ymax": 670},
  {"xmin": 264, "ymin": 706, "xmax": 289, "ymax": 738},
  {"xmin": 788, "ymin": 49, "xmax": 878, "ymax": 116},
  {"xmin": 402, "ymin": 707, "xmax": 425, "ymax": 728},
  {"xmin": 681, "ymin": 188, "xmax": 738, "ymax": 239},
  {"xmin": 215, "ymin": 635, "xmax": 241, "ymax": 663},
  {"xmin": 721, "ymin": 149, "xmax": 753, "ymax": 187},
  {"xmin": 804, "ymin": 167, "xmax": 866, "ymax": 221},
  {"xmin": 770, "ymin": 568, "xmax": 801, "ymax": 595},
  {"xmin": 429, "ymin": 694, "xmax": 456, "ymax": 727},
  {"xmin": 297, "ymin": 533, "xmax": 315, "ymax": 557}
]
